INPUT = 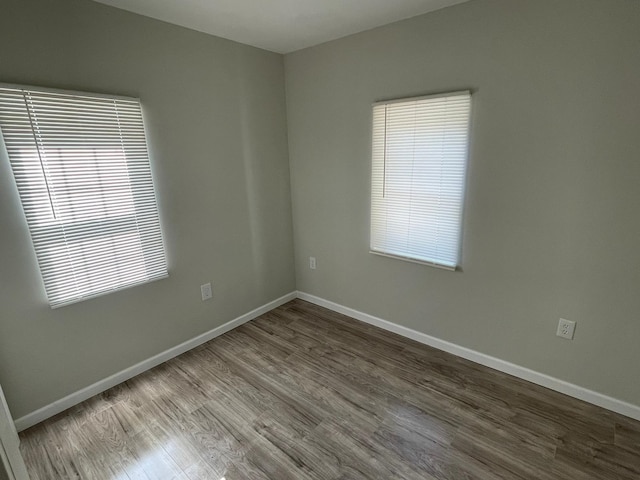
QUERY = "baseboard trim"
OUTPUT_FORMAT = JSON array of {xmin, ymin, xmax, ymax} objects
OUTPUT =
[
  {"xmin": 297, "ymin": 291, "xmax": 640, "ymax": 422},
  {"xmin": 14, "ymin": 291, "xmax": 298, "ymax": 432},
  {"xmin": 16, "ymin": 289, "xmax": 640, "ymax": 431}
]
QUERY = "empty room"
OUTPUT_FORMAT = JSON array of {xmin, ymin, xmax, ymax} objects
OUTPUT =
[{"xmin": 1, "ymin": 0, "xmax": 639, "ymax": 478}]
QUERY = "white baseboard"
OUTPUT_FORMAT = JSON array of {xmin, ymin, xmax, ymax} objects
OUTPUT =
[
  {"xmin": 14, "ymin": 291, "xmax": 298, "ymax": 432},
  {"xmin": 15, "ymin": 289, "xmax": 640, "ymax": 431},
  {"xmin": 297, "ymin": 291, "xmax": 640, "ymax": 422}
]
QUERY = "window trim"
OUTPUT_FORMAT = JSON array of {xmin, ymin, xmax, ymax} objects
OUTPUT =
[
  {"xmin": 0, "ymin": 82, "xmax": 136, "ymax": 102},
  {"xmin": 372, "ymin": 90, "xmax": 471, "ymax": 107},
  {"xmin": 368, "ymin": 250, "xmax": 458, "ymax": 272}
]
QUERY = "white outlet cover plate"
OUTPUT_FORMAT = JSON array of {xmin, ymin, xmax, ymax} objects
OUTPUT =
[
  {"xmin": 556, "ymin": 318, "xmax": 576, "ymax": 340},
  {"xmin": 201, "ymin": 283, "xmax": 212, "ymax": 301}
]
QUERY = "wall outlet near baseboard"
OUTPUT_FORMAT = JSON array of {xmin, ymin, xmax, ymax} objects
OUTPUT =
[
  {"xmin": 309, "ymin": 257, "xmax": 316, "ymax": 269},
  {"xmin": 201, "ymin": 282, "xmax": 212, "ymax": 301},
  {"xmin": 557, "ymin": 318, "xmax": 576, "ymax": 340}
]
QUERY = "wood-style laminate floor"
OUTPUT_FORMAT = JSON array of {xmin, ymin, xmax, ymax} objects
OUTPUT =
[{"xmin": 20, "ymin": 299, "xmax": 640, "ymax": 479}]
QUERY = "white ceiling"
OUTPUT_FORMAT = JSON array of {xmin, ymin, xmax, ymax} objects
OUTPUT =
[{"xmin": 91, "ymin": 0, "xmax": 471, "ymax": 53}]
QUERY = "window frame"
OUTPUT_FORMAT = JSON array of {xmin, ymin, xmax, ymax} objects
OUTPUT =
[
  {"xmin": 369, "ymin": 90, "xmax": 472, "ymax": 271},
  {"xmin": 0, "ymin": 83, "xmax": 169, "ymax": 308}
]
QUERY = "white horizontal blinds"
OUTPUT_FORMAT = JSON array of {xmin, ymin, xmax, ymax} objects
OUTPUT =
[
  {"xmin": 0, "ymin": 85, "xmax": 168, "ymax": 307},
  {"xmin": 371, "ymin": 91, "xmax": 471, "ymax": 269}
]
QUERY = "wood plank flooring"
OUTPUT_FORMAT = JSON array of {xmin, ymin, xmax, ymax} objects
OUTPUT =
[{"xmin": 19, "ymin": 299, "xmax": 640, "ymax": 479}]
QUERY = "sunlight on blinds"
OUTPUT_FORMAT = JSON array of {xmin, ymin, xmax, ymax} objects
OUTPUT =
[
  {"xmin": 371, "ymin": 91, "xmax": 471, "ymax": 269},
  {"xmin": 0, "ymin": 85, "xmax": 168, "ymax": 307}
]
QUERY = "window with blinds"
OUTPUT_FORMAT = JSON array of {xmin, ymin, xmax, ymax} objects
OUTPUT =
[
  {"xmin": 0, "ymin": 84, "xmax": 168, "ymax": 308},
  {"xmin": 370, "ymin": 91, "xmax": 471, "ymax": 270}
]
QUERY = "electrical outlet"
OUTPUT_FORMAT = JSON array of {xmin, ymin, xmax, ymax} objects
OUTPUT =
[
  {"xmin": 309, "ymin": 257, "xmax": 316, "ymax": 270},
  {"xmin": 556, "ymin": 318, "xmax": 576, "ymax": 340},
  {"xmin": 200, "ymin": 282, "xmax": 212, "ymax": 301}
]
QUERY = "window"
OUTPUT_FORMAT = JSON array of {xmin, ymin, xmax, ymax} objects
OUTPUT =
[
  {"xmin": 370, "ymin": 91, "xmax": 471, "ymax": 270},
  {"xmin": 0, "ymin": 84, "xmax": 168, "ymax": 308}
]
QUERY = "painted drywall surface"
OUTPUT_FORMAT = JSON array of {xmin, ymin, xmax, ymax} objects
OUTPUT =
[
  {"xmin": 0, "ymin": 0, "xmax": 295, "ymax": 418},
  {"xmin": 285, "ymin": 0, "xmax": 640, "ymax": 405}
]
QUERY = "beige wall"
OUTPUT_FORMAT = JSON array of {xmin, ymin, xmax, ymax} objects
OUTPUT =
[
  {"xmin": 0, "ymin": 0, "xmax": 295, "ymax": 418},
  {"xmin": 285, "ymin": 0, "xmax": 640, "ymax": 406}
]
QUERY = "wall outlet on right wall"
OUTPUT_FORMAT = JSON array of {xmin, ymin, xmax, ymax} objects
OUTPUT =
[
  {"xmin": 309, "ymin": 257, "xmax": 316, "ymax": 270},
  {"xmin": 556, "ymin": 318, "xmax": 576, "ymax": 340}
]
